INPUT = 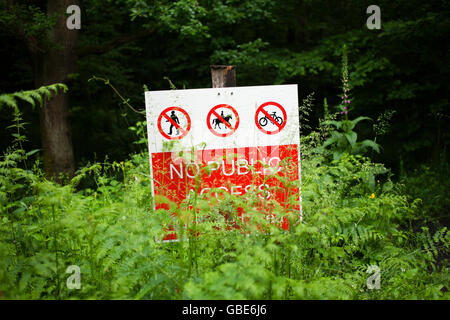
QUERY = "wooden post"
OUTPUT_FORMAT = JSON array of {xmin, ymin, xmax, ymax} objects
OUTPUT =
[
  {"xmin": 210, "ymin": 65, "xmax": 236, "ymax": 88},
  {"xmin": 211, "ymin": 65, "xmax": 235, "ymax": 223}
]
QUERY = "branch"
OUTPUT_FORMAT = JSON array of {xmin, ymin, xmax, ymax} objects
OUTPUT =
[
  {"xmin": 77, "ymin": 27, "xmax": 156, "ymax": 57},
  {"xmin": 89, "ymin": 76, "xmax": 145, "ymax": 115}
]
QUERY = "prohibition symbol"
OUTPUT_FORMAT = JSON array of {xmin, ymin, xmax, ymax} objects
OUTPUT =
[
  {"xmin": 157, "ymin": 106, "xmax": 191, "ymax": 140},
  {"xmin": 255, "ymin": 101, "xmax": 287, "ymax": 135},
  {"xmin": 207, "ymin": 104, "xmax": 240, "ymax": 137}
]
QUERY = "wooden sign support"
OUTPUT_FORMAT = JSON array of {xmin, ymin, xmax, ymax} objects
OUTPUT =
[{"xmin": 210, "ymin": 65, "xmax": 236, "ymax": 88}]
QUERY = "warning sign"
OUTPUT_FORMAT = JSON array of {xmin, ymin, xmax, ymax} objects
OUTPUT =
[
  {"xmin": 157, "ymin": 106, "xmax": 191, "ymax": 140},
  {"xmin": 145, "ymin": 85, "xmax": 301, "ymax": 241},
  {"xmin": 207, "ymin": 104, "xmax": 240, "ymax": 137},
  {"xmin": 255, "ymin": 101, "xmax": 287, "ymax": 135}
]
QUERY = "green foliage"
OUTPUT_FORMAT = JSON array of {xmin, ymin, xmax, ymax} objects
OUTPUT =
[
  {"xmin": 299, "ymin": 92, "xmax": 314, "ymax": 136},
  {"xmin": 398, "ymin": 162, "xmax": 450, "ymax": 223},
  {"xmin": 2, "ymin": 0, "xmax": 447, "ymax": 167},
  {"xmin": 0, "ymin": 0, "xmax": 448, "ymax": 298},
  {"xmin": 373, "ymin": 109, "xmax": 396, "ymax": 140},
  {"xmin": 0, "ymin": 84, "xmax": 68, "ymax": 111},
  {"xmin": 321, "ymin": 116, "xmax": 380, "ymax": 160},
  {"xmin": 318, "ymin": 49, "xmax": 380, "ymax": 160},
  {"xmin": 0, "ymin": 99, "xmax": 448, "ymax": 300},
  {"xmin": 0, "ymin": 2, "xmax": 56, "ymax": 40}
]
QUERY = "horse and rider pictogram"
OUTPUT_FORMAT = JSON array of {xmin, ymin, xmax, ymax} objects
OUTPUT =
[
  {"xmin": 212, "ymin": 110, "xmax": 234, "ymax": 130},
  {"xmin": 207, "ymin": 104, "xmax": 240, "ymax": 137}
]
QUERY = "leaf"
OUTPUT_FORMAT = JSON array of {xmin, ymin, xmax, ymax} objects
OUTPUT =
[
  {"xmin": 348, "ymin": 116, "xmax": 372, "ymax": 131},
  {"xmin": 134, "ymin": 281, "xmax": 157, "ymax": 299},
  {"xmin": 382, "ymin": 180, "xmax": 394, "ymax": 192},
  {"xmin": 27, "ymin": 90, "xmax": 43, "ymax": 107},
  {"xmin": 344, "ymin": 131, "xmax": 357, "ymax": 148},
  {"xmin": 13, "ymin": 207, "xmax": 26, "ymax": 215},
  {"xmin": 37, "ymin": 87, "xmax": 52, "ymax": 99},
  {"xmin": 332, "ymin": 151, "xmax": 343, "ymax": 160},
  {"xmin": 321, "ymin": 120, "xmax": 342, "ymax": 129},
  {"xmin": 13, "ymin": 92, "xmax": 36, "ymax": 108},
  {"xmin": 360, "ymin": 139, "xmax": 380, "ymax": 153},
  {"xmin": 322, "ymin": 137, "xmax": 337, "ymax": 149},
  {"xmin": 367, "ymin": 174, "xmax": 376, "ymax": 192},
  {"xmin": 26, "ymin": 149, "xmax": 42, "ymax": 157},
  {"xmin": 0, "ymin": 94, "xmax": 18, "ymax": 109},
  {"xmin": 47, "ymin": 83, "xmax": 67, "ymax": 94}
]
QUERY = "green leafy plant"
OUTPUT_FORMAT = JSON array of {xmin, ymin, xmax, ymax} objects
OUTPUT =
[
  {"xmin": 0, "ymin": 84, "xmax": 67, "ymax": 111},
  {"xmin": 319, "ymin": 46, "xmax": 380, "ymax": 160},
  {"xmin": 321, "ymin": 116, "xmax": 380, "ymax": 160}
]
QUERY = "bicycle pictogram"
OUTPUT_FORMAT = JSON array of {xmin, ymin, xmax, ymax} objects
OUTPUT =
[
  {"xmin": 255, "ymin": 101, "xmax": 287, "ymax": 135},
  {"xmin": 258, "ymin": 111, "xmax": 284, "ymax": 127}
]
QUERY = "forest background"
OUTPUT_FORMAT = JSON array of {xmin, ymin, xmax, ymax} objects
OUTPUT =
[
  {"xmin": 0, "ymin": 0, "xmax": 449, "ymax": 300},
  {"xmin": 0, "ymin": 0, "xmax": 448, "ymax": 175}
]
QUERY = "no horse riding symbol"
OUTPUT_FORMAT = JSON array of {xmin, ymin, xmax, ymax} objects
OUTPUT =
[
  {"xmin": 207, "ymin": 104, "xmax": 240, "ymax": 137},
  {"xmin": 157, "ymin": 106, "xmax": 191, "ymax": 140}
]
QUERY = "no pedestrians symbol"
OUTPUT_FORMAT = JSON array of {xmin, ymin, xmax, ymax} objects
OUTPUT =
[
  {"xmin": 207, "ymin": 104, "xmax": 240, "ymax": 137},
  {"xmin": 157, "ymin": 106, "xmax": 191, "ymax": 140},
  {"xmin": 255, "ymin": 101, "xmax": 287, "ymax": 135}
]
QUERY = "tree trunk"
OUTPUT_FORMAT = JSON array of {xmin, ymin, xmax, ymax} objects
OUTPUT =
[{"xmin": 36, "ymin": 0, "xmax": 79, "ymax": 179}]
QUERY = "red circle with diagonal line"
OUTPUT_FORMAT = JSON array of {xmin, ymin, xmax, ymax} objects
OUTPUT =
[
  {"xmin": 207, "ymin": 104, "xmax": 240, "ymax": 137},
  {"xmin": 255, "ymin": 101, "xmax": 287, "ymax": 135},
  {"xmin": 157, "ymin": 106, "xmax": 191, "ymax": 140}
]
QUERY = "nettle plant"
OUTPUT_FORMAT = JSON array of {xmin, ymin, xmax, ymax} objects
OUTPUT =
[
  {"xmin": 321, "ymin": 116, "xmax": 380, "ymax": 160},
  {"xmin": 320, "ymin": 45, "xmax": 380, "ymax": 160}
]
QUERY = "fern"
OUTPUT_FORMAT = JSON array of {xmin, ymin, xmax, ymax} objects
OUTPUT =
[
  {"xmin": 1, "ymin": 83, "xmax": 448, "ymax": 300},
  {"xmin": 0, "ymin": 83, "xmax": 67, "ymax": 111}
]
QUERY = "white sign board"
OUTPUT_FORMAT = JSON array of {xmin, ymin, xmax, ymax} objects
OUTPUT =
[{"xmin": 145, "ymin": 84, "xmax": 301, "ymax": 239}]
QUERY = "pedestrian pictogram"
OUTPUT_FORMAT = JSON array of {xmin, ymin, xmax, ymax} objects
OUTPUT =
[
  {"xmin": 157, "ymin": 106, "xmax": 191, "ymax": 140},
  {"xmin": 255, "ymin": 101, "xmax": 287, "ymax": 135},
  {"xmin": 207, "ymin": 104, "xmax": 240, "ymax": 137}
]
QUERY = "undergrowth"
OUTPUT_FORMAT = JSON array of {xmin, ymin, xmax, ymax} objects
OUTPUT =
[
  {"xmin": 0, "ymin": 116, "xmax": 448, "ymax": 299},
  {"xmin": 0, "ymin": 78, "xmax": 448, "ymax": 300}
]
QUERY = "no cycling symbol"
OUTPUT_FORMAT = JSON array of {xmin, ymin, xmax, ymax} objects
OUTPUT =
[
  {"xmin": 207, "ymin": 104, "xmax": 240, "ymax": 137},
  {"xmin": 157, "ymin": 106, "xmax": 191, "ymax": 140},
  {"xmin": 255, "ymin": 101, "xmax": 287, "ymax": 135}
]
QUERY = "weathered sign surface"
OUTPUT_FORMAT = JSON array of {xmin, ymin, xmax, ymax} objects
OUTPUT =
[{"xmin": 145, "ymin": 85, "xmax": 301, "ymax": 240}]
